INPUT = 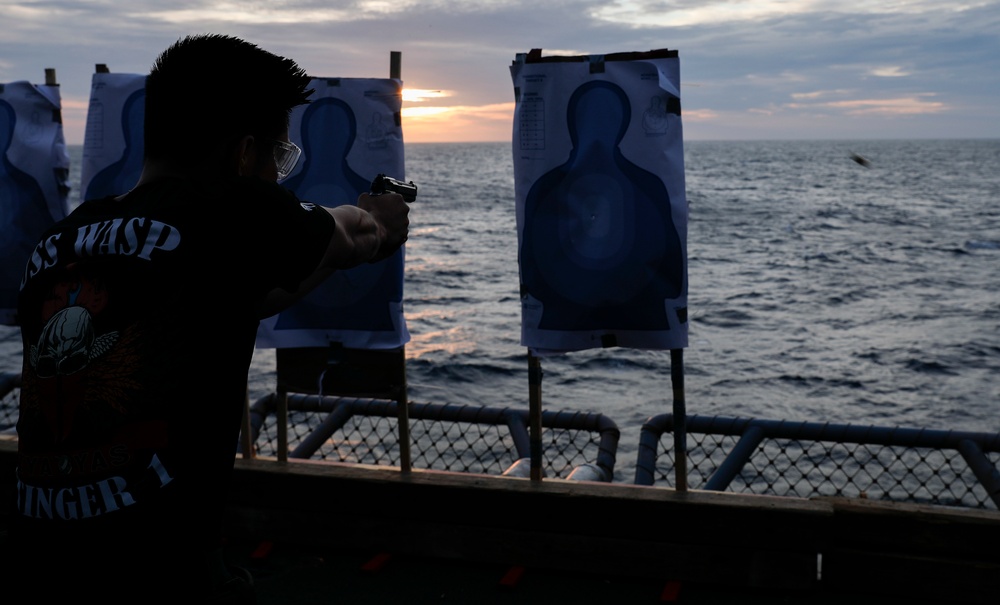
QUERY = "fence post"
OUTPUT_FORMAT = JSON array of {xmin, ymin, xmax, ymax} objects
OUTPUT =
[
  {"xmin": 528, "ymin": 351, "xmax": 544, "ymax": 481},
  {"xmin": 671, "ymin": 348, "xmax": 687, "ymax": 491}
]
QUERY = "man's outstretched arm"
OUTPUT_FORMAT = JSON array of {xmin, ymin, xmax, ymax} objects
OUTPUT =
[{"xmin": 258, "ymin": 191, "xmax": 410, "ymax": 318}]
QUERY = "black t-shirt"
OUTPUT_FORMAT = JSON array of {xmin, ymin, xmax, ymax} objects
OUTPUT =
[{"xmin": 9, "ymin": 175, "xmax": 335, "ymax": 580}]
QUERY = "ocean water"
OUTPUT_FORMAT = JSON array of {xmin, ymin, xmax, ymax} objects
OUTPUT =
[{"xmin": 3, "ymin": 139, "xmax": 999, "ymax": 482}]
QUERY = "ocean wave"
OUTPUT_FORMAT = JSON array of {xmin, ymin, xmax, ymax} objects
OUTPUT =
[{"xmin": 965, "ymin": 240, "xmax": 1000, "ymax": 250}]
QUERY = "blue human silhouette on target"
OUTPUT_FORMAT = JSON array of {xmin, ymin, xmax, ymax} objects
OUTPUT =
[
  {"xmin": 84, "ymin": 88, "xmax": 145, "ymax": 200},
  {"xmin": 1, "ymin": 99, "xmax": 53, "ymax": 319},
  {"xmin": 274, "ymin": 96, "xmax": 403, "ymax": 332},
  {"xmin": 520, "ymin": 80, "xmax": 684, "ymax": 332}
]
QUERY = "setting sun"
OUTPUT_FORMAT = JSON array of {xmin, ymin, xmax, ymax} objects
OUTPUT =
[
  {"xmin": 399, "ymin": 87, "xmax": 512, "ymax": 142},
  {"xmin": 402, "ymin": 88, "xmax": 449, "ymax": 103}
]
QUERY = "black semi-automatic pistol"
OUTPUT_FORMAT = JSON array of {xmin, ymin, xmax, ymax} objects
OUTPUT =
[{"xmin": 370, "ymin": 174, "xmax": 418, "ymax": 203}]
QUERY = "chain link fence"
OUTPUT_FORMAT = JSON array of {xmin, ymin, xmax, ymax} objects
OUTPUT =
[{"xmin": 246, "ymin": 393, "xmax": 618, "ymax": 480}]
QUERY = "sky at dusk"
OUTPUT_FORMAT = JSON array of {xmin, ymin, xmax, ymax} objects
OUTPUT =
[{"xmin": 2, "ymin": 1, "xmax": 998, "ymax": 145}]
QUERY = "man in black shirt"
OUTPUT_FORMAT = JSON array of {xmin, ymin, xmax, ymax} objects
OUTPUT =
[{"xmin": 6, "ymin": 34, "xmax": 409, "ymax": 602}]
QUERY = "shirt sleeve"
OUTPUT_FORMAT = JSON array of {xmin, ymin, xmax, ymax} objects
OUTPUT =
[{"xmin": 237, "ymin": 178, "xmax": 338, "ymax": 294}]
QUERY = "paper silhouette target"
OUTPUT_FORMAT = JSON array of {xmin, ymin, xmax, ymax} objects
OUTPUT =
[{"xmin": 511, "ymin": 50, "xmax": 688, "ymax": 353}]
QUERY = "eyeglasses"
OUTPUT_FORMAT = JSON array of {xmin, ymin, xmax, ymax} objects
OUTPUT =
[{"xmin": 271, "ymin": 139, "xmax": 302, "ymax": 181}]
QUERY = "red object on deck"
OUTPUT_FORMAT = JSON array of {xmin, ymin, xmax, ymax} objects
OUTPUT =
[
  {"xmin": 361, "ymin": 552, "xmax": 393, "ymax": 572},
  {"xmin": 251, "ymin": 540, "xmax": 274, "ymax": 560},
  {"xmin": 499, "ymin": 565, "xmax": 526, "ymax": 588},
  {"xmin": 660, "ymin": 580, "xmax": 682, "ymax": 601}
]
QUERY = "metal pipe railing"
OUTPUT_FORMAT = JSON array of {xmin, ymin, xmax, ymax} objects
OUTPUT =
[{"xmin": 635, "ymin": 413, "xmax": 1000, "ymax": 508}]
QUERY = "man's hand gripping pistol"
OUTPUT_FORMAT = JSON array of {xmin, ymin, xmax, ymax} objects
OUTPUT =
[{"xmin": 370, "ymin": 174, "xmax": 418, "ymax": 203}]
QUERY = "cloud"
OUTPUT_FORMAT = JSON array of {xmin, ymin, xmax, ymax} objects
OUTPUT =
[
  {"xmin": 810, "ymin": 95, "xmax": 948, "ymax": 116},
  {"xmin": 868, "ymin": 66, "xmax": 911, "ymax": 77},
  {"xmin": 680, "ymin": 108, "xmax": 721, "ymax": 121},
  {"xmin": 790, "ymin": 89, "xmax": 855, "ymax": 100},
  {"xmin": 403, "ymin": 89, "xmax": 452, "ymax": 103},
  {"xmin": 2, "ymin": 0, "xmax": 996, "ymax": 143},
  {"xmin": 147, "ymin": 4, "xmax": 357, "ymax": 25},
  {"xmin": 592, "ymin": 0, "xmax": 819, "ymax": 28},
  {"xmin": 403, "ymin": 102, "xmax": 515, "ymax": 143},
  {"xmin": 591, "ymin": 0, "xmax": 995, "ymax": 28}
]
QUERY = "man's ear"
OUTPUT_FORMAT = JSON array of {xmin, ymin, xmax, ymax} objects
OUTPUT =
[{"xmin": 234, "ymin": 135, "xmax": 255, "ymax": 176}]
